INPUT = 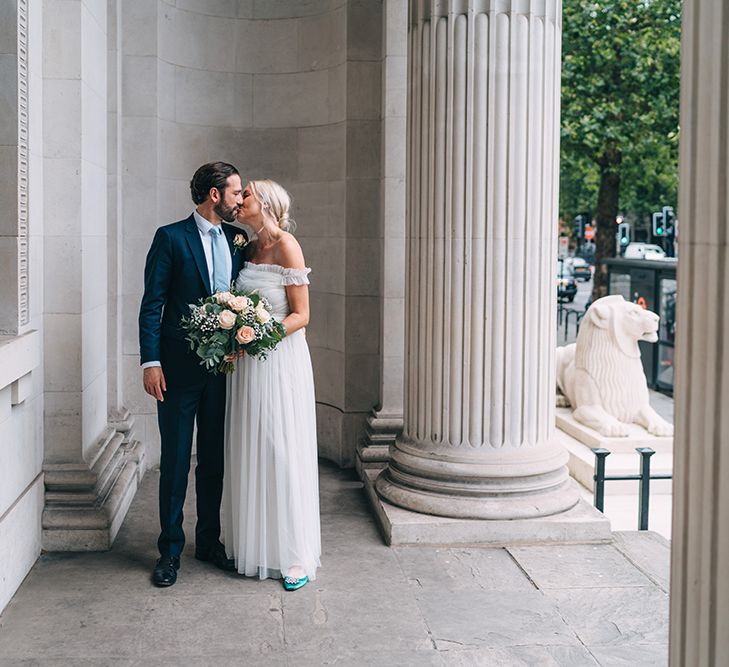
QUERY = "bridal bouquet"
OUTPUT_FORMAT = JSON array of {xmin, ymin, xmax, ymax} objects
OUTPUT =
[{"xmin": 180, "ymin": 289, "xmax": 287, "ymax": 374}]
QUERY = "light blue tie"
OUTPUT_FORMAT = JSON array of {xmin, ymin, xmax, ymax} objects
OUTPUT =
[{"xmin": 210, "ymin": 227, "xmax": 231, "ymax": 293}]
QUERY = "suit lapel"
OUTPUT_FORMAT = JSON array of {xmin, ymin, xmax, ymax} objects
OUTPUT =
[{"xmin": 184, "ymin": 216, "xmax": 212, "ymax": 294}]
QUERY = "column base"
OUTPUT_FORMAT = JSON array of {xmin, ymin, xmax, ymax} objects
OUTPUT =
[
  {"xmin": 42, "ymin": 411, "xmax": 145, "ymax": 551},
  {"xmin": 365, "ymin": 469, "xmax": 611, "ymax": 546},
  {"xmin": 355, "ymin": 409, "xmax": 402, "ymax": 478},
  {"xmin": 376, "ymin": 437, "xmax": 582, "ymax": 519}
]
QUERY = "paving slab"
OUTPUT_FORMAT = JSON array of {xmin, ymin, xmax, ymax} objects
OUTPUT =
[
  {"xmin": 439, "ymin": 645, "xmax": 600, "ymax": 666},
  {"xmin": 611, "ymin": 531, "xmax": 671, "ymax": 592},
  {"xmin": 414, "ymin": 589, "xmax": 581, "ymax": 650},
  {"xmin": 507, "ymin": 543, "xmax": 654, "ymax": 589},
  {"xmin": 288, "ymin": 648, "xmax": 445, "ymax": 666},
  {"xmin": 394, "ymin": 546, "xmax": 535, "ymax": 592},
  {"xmin": 139, "ymin": 592, "xmax": 285, "ymax": 658},
  {"xmin": 0, "ymin": 592, "xmax": 145, "ymax": 660},
  {"xmin": 588, "ymin": 644, "xmax": 668, "ymax": 667},
  {"xmin": 0, "ymin": 661, "xmax": 134, "ymax": 667},
  {"xmin": 282, "ymin": 585, "xmax": 432, "ymax": 653},
  {"xmin": 130, "ymin": 657, "xmax": 287, "ymax": 667},
  {"xmin": 547, "ymin": 587, "xmax": 670, "ymax": 646}
]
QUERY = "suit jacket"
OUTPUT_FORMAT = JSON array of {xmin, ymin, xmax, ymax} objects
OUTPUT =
[{"xmin": 138, "ymin": 214, "xmax": 247, "ymax": 365}]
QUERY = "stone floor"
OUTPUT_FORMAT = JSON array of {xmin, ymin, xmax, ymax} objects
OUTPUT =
[{"xmin": 0, "ymin": 463, "xmax": 670, "ymax": 666}]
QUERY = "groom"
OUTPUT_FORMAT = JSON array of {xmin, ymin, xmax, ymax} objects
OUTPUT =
[{"xmin": 139, "ymin": 162, "xmax": 247, "ymax": 587}]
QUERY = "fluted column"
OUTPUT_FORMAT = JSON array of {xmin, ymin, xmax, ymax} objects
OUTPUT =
[
  {"xmin": 669, "ymin": 1, "xmax": 729, "ymax": 664},
  {"xmin": 360, "ymin": 0, "xmax": 408, "ymax": 469},
  {"xmin": 377, "ymin": 0, "xmax": 579, "ymax": 519}
]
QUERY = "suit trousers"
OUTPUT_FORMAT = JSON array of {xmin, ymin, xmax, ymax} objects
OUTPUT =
[{"xmin": 157, "ymin": 337, "xmax": 226, "ymax": 557}]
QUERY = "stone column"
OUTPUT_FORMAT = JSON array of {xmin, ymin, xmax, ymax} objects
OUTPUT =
[
  {"xmin": 41, "ymin": 0, "xmax": 140, "ymax": 550},
  {"xmin": 359, "ymin": 0, "xmax": 408, "ymax": 472},
  {"xmin": 669, "ymin": 1, "xmax": 729, "ymax": 663},
  {"xmin": 377, "ymin": 0, "xmax": 580, "ymax": 520}
]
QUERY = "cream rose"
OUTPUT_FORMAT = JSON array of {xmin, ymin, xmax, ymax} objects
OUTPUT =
[
  {"xmin": 255, "ymin": 303, "xmax": 271, "ymax": 324},
  {"xmin": 215, "ymin": 291, "xmax": 234, "ymax": 305},
  {"xmin": 228, "ymin": 295, "xmax": 251, "ymax": 313},
  {"xmin": 218, "ymin": 309, "xmax": 237, "ymax": 330},
  {"xmin": 235, "ymin": 325, "xmax": 256, "ymax": 345}
]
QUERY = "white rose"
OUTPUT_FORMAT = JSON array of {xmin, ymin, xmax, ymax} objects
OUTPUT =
[
  {"xmin": 218, "ymin": 310, "xmax": 237, "ymax": 330},
  {"xmin": 255, "ymin": 303, "xmax": 271, "ymax": 324},
  {"xmin": 228, "ymin": 296, "xmax": 251, "ymax": 313},
  {"xmin": 215, "ymin": 291, "xmax": 234, "ymax": 305}
]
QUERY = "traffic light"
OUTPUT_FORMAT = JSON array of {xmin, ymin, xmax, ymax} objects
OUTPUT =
[
  {"xmin": 652, "ymin": 211, "xmax": 666, "ymax": 237},
  {"xmin": 573, "ymin": 214, "xmax": 584, "ymax": 240},
  {"xmin": 662, "ymin": 206, "xmax": 675, "ymax": 236},
  {"xmin": 617, "ymin": 222, "xmax": 630, "ymax": 246}
]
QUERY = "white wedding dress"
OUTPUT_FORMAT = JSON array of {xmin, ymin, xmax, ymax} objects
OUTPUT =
[{"xmin": 222, "ymin": 262, "xmax": 321, "ymax": 581}]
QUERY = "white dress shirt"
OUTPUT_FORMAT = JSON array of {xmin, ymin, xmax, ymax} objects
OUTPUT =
[{"xmin": 142, "ymin": 211, "xmax": 232, "ymax": 369}]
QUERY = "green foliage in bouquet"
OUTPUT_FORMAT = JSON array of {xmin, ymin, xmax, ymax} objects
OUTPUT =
[{"xmin": 180, "ymin": 288, "xmax": 287, "ymax": 374}]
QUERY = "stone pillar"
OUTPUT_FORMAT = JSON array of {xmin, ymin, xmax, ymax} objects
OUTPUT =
[
  {"xmin": 377, "ymin": 0, "xmax": 581, "ymax": 520},
  {"xmin": 669, "ymin": 1, "xmax": 729, "ymax": 663},
  {"xmin": 41, "ymin": 0, "xmax": 140, "ymax": 550},
  {"xmin": 359, "ymin": 0, "xmax": 408, "ymax": 472}
]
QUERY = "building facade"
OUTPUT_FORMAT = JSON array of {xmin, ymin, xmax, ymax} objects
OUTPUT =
[{"xmin": 1, "ymin": 2, "xmax": 727, "ymax": 663}]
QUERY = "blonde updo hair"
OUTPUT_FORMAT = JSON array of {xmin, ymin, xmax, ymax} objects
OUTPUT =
[{"xmin": 249, "ymin": 179, "xmax": 296, "ymax": 233}]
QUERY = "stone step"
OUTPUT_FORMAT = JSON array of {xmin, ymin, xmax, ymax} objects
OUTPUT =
[
  {"xmin": 86, "ymin": 427, "xmax": 120, "ymax": 471},
  {"xmin": 42, "ymin": 455, "xmax": 140, "ymax": 551}
]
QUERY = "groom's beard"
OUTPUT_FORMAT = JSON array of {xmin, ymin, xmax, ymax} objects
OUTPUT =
[{"xmin": 214, "ymin": 201, "xmax": 238, "ymax": 222}]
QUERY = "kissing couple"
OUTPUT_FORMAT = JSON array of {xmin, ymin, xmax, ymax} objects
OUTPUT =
[{"xmin": 138, "ymin": 162, "xmax": 321, "ymax": 591}]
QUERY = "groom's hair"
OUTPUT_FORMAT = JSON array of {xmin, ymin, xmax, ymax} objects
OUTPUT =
[{"xmin": 190, "ymin": 162, "xmax": 240, "ymax": 205}]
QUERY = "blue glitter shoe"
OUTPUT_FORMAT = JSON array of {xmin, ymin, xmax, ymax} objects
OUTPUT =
[{"xmin": 283, "ymin": 575, "xmax": 309, "ymax": 591}]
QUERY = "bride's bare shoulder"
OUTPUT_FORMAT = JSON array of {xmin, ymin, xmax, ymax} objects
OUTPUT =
[{"xmin": 276, "ymin": 233, "xmax": 305, "ymax": 270}]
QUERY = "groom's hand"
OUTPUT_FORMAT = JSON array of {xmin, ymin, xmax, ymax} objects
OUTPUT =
[{"xmin": 143, "ymin": 367, "xmax": 167, "ymax": 402}]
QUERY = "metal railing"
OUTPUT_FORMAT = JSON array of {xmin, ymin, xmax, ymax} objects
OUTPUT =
[
  {"xmin": 557, "ymin": 303, "xmax": 586, "ymax": 342},
  {"xmin": 591, "ymin": 447, "xmax": 672, "ymax": 530}
]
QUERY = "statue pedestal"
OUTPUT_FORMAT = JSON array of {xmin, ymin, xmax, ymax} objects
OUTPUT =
[{"xmin": 556, "ymin": 408, "xmax": 673, "ymax": 496}]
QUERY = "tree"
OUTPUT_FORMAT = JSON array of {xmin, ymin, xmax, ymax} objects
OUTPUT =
[{"xmin": 561, "ymin": 0, "xmax": 681, "ymax": 300}]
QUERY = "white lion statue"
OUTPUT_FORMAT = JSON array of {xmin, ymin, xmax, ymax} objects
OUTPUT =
[{"xmin": 556, "ymin": 295, "xmax": 674, "ymax": 438}]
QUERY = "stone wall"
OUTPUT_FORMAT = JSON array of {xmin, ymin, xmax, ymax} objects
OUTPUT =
[
  {"xmin": 121, "ymin": 0, "xmax": 383, "ymax": 467},
  {"xmin": 0, "ymin": 0, "xmax": 44, "ymax": 613}
]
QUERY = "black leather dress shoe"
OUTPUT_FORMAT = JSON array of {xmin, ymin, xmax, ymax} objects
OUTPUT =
[
  {"xmin": 152, "ymin": 555, "xmax": 180, "ymax": 587},
  {"xmin": 195, "ymin": 543, "xmax": 236, "ymax": 572}
]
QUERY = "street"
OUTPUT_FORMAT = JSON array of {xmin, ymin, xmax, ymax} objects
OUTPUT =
[{"xmin": 557, "ymin": 274, "xmax": 592, "ymax": 344}]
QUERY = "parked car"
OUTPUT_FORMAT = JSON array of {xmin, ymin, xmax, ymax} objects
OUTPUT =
[
  {"xmin": 623, "ymin": 243, "xmax": 667, "ymax": 260},
  {"xmin": 557, "ymin": 263, "xmax": 578, "ymax": 302},
  {"xmin": 566, "ymin": 256, "xmax": 593, "ymax": 281}
]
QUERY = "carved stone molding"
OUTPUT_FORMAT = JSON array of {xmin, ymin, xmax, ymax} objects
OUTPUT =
[{"xmin": 17, "ymin": 0, "xmax": 29, "ymax": 327}]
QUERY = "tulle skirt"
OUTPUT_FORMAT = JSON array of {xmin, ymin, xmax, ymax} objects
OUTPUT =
[{"xmin": 222, "ymin": 329, "xmax": 321, "ymax": 580}]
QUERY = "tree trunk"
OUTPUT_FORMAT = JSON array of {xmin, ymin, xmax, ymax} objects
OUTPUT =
[{"xmin": 592, "ymin": 165, "xmax": 621, "ymax": 302}]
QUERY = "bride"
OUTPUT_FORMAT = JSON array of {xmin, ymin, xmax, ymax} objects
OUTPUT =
[{"xmin": 222, "ymin": 179, "xmax": 321, "ymax": 590}]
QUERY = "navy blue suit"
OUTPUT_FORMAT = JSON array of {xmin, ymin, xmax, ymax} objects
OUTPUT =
[{"xmin": 139, "ymin": 215, "xmax": 246, "ymax": 558}]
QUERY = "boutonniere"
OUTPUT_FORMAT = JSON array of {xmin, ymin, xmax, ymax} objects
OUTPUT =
[{"xmin": 233, "ymin": 233, "xmax": 247, "ymax": 255}]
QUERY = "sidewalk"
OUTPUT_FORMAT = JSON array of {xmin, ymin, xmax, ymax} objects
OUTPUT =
[{"xmin": 0, "ymin": 463, "xmax": 669, "ymax": 666}]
